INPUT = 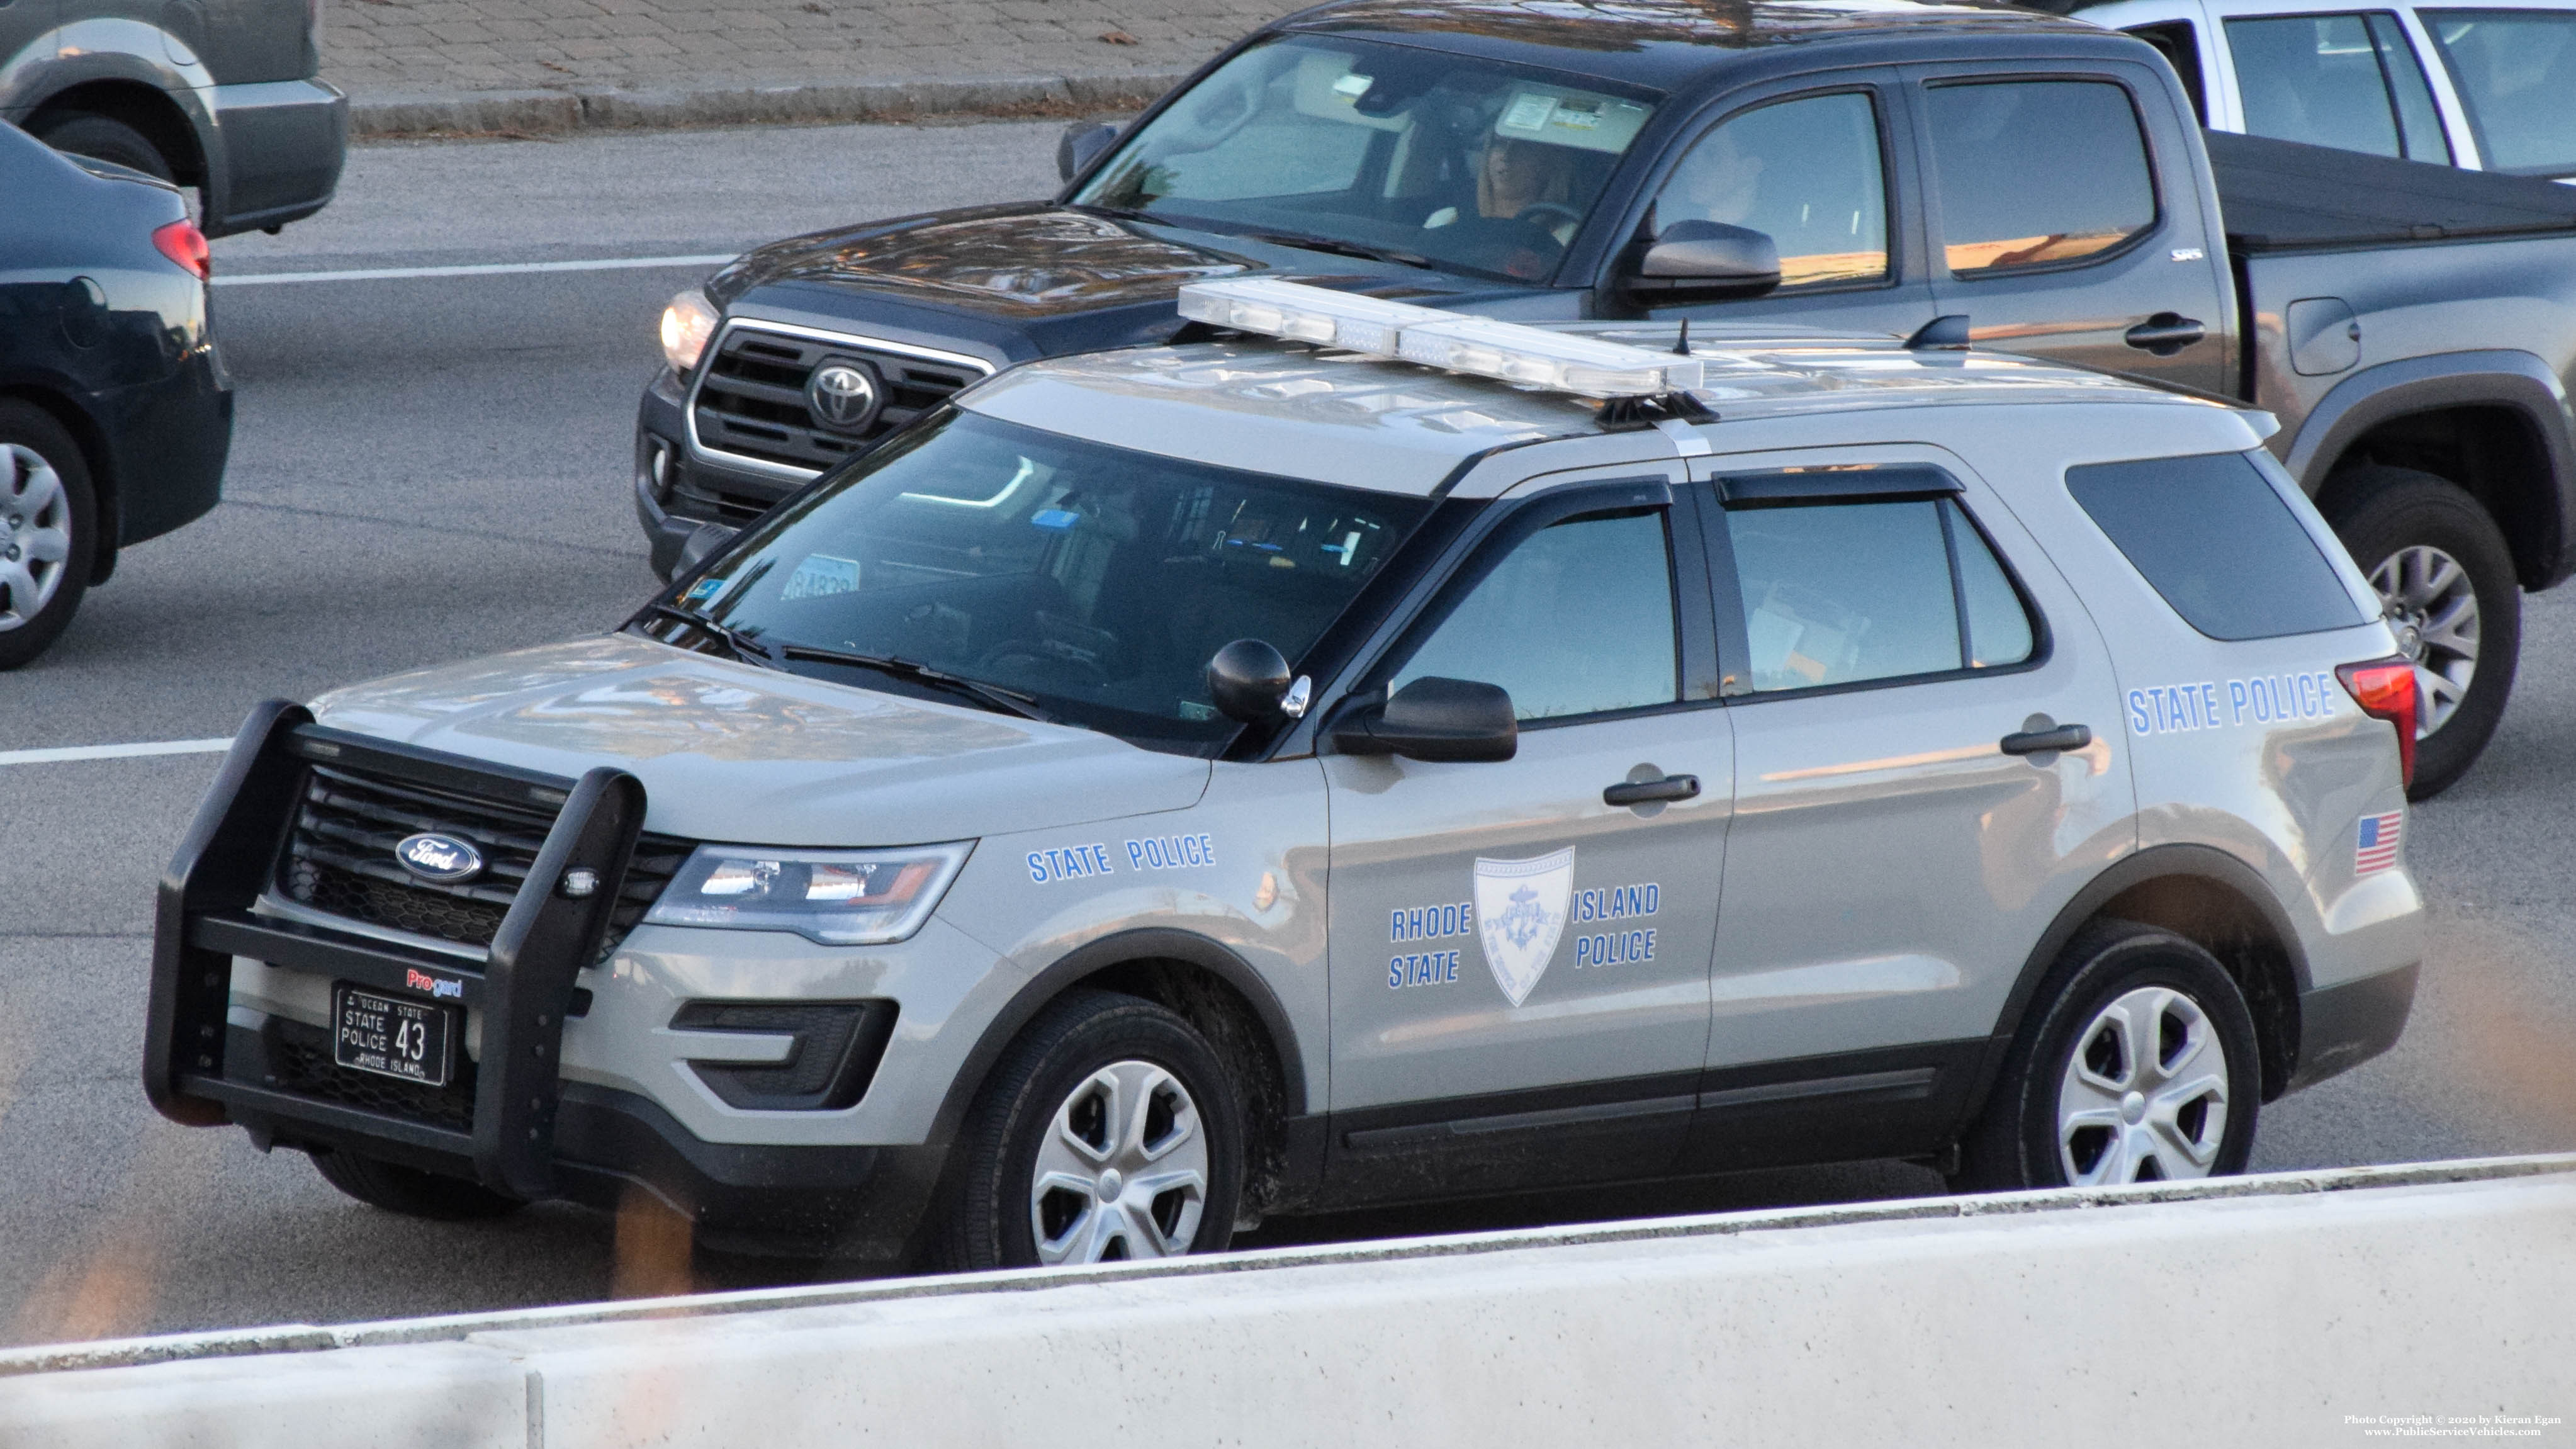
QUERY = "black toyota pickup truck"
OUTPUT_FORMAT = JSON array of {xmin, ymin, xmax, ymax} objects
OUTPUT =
[{"xmin": 633, "ymin": 0, "xmax": 2576, "ymax": 798}]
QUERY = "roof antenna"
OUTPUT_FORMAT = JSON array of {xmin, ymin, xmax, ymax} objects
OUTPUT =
[{"xmin": 1672, "ymin": 317, "xmax": 1692, "ymax": 356}]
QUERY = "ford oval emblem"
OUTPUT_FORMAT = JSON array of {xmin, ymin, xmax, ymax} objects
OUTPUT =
[
  {"xmin": 806, "ymin": 358, "xmax": 884, "ymax": 434},
  {"xmin": 395, "ymin": 832, "xmax": 486, "ymax": 884}
]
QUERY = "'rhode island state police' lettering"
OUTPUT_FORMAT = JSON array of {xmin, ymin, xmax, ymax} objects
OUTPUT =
[
  {"xmin": 1026, "ymin": 844, "xmax": 1116, "ymax": 883},
  {"xmin": 1568, "ymin": 882, "xmax": 1658, "ymax": 925},
  {"xmin": 1390, "ymin": 950, "xmax": 1462, "ymax": 989},
  {"xmin": 1125, "ymin": 834, "xmax": 1215, "ymax": 871},
  {"xmin": 1573, "ymin": 928, "xmax": 1656, "ymax": 969},
  {"xmin": 2126, "ymin": 672, "xmax": 2340, "ymax": 737},
  {"xmin": 1391, "ymin": 901, "xmax": 1474, "ymax": 943}
]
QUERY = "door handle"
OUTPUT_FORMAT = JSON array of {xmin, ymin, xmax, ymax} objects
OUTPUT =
[
  {"xmin": 2123, "ymin": 313, "xmax": 2206, "ymax": 354},
  {"xmin": 1604, "ymin": 774, "xmax": 1700, "ymax": 806},
  {"xmin": 2000, "ymin": 723, "xmax": 2091, "ymax": 755}
]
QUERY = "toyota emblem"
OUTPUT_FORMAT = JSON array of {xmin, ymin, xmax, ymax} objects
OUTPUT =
[{"xmin": 806, "ymin": 359, "xmax": 884, "ymax": 433}]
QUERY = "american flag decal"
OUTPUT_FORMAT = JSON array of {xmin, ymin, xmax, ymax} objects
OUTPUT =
[{"xmin": 2355, "ymin": 811, "xmax": 2404, "ymax": 876}]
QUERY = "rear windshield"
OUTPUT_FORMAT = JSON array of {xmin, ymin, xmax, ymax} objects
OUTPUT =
[{"xmin": 2066, "ymin": 451, "xmax": 2369, "ymax": 640}]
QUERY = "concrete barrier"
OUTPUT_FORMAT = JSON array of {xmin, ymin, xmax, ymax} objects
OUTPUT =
[{"xmin": 7, "ymin": 1154, "xmax": 2575, "ymax": 1447}]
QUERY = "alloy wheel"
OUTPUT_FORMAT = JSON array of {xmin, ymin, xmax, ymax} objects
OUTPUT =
[
  {"xmin": 2054, "ymin": 986, "xmax": 2231, "ymax": 1186},
  {"xmin": 0, "ymin": 444, "xmax": 72, "ymax": 633},
  {"xmin": 1027, "ymin": 1059, "xmax": 1209, "ymax": 1265},
  {"xmin": 2370, "ymin": 543, "xmax": 2478, "ymax": 738}
]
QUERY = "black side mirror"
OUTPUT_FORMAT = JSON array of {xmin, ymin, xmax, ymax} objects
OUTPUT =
[
  {"xmin": 1332, "ymin": 677, "xmax": 1517, "ymax": 763},
  {"xmin": 1206, "ymin": 638, "xmax": 1310, "ymax": 724},
  {"xmin": 676, "ymin": 520, "xmax": 737, "ymax": 578},
  {"xmin": 1628, "ymin": 220, "xmax": 1781, "ymax": 300},
  {"xmin": 1057, "ymin": 120, "xmax": 1120, "ymax": 183}
]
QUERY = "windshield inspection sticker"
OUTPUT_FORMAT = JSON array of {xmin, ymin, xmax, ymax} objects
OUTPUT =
[{"xmin": 2126, "ymin": 671, "xmax": 2341, "ymax": 736}]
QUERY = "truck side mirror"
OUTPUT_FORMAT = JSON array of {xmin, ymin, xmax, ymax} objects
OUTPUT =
[
  {"xmin": 677, "ymin": 520, "xmax": 738, "ymax": 577},
  {"xmin": 1206, "ymin": 638, "xmax": 1311, "ymax": 724},
  {"xmin": 1057, "ymin": 120, "xmax": 1121, "ymax": 183},
  {"xmin": 1626, "ymin": 220, "xmax": 1782, "ymax": 301},
  {"xmin": 1332, "ymin": 677, "xmax": 1517, "ymax": 763}
]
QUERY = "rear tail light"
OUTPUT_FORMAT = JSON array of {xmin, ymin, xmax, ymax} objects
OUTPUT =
[
  {"xmin": 2337, "ymin": 657, "xmax": 2418, "ymax": 788},
  {"xmin": 152, "ymin": 220, "xmax": 209, "ymax": 280}
]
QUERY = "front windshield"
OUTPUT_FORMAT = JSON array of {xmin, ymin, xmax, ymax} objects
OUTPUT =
[
  {"xmin": 1071, "ymin": 35, "xmax": 1660, "ymax": 284},
  {"xmin": 668, "ymin": 409, "xmax": 1428, "ymax": 747}
]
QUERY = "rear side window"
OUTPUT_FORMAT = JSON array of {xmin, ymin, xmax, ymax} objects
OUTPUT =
[
  {"xmin": 1723, "ymin": 497, "xmax": 2035, "ymax": 693},
  {"xmin": 1923, "ymin": 81, "xmax": 2158, "ymax": 275},
  {"xmin": 2224, "ymin": 13, "xmax": 2451, "ymax": 164},
  {"xmin": 2422, "ymin": 9, "xmax": 2576, "ymax": 176},
  {"xmin": 2066, "ymin": 451, "xmax": 2369, "ymax": 640}
]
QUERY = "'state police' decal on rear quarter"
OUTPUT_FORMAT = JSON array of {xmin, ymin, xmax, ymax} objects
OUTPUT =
[{"xmin": 2127, "ymin": 672, "xmax": 2341, "ymax": 736}]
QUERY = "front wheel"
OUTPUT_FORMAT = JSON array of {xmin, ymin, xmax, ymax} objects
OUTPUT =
[
  {"xmin": 2326, "ymin": 464, "xmax": 2519, "ymax": 799},
  {"xmin": 933, "ymin": 991, "xmax": 1244, "ymax": 1271},
  {"xmin": 1953, "ymin": 922, "xmax": 2261, "ymax": 1192}
]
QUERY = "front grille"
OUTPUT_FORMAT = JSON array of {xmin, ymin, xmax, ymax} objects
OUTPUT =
[
  {"xmin": 276, "ymin": 763, "xmax": 690, "ymax": 962},
  {"xmin": 269, "ymin": 1016, "xmax": 478, "ymax": 1133},
  {"xmin": 690, "ymin": 324, "xmax": 985, "ymax": 472}
]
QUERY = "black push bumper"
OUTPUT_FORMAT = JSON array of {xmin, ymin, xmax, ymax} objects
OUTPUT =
[{"xmin": 147, "ymin": 701, "xmax": 646, "ymax": 1200}]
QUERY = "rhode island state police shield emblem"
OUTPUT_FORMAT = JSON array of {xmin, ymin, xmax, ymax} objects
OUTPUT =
[{"xmin": 1474, "ymin": 847, "xmax": 1574, "ymax": 1007}]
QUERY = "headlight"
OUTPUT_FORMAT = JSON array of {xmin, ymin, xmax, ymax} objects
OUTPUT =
[
  {"xmin": 659, "ymin": 290, "xmax": 720, "ymax": 376},
  {"xmin": 644, "ymin": 842, "xmax": 972, "ymax": 945}
]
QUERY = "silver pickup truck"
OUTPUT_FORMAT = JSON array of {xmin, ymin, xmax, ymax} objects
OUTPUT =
[{"xmin": 637, "ymin": 0, "xmax": 2576, "ymax": 798}]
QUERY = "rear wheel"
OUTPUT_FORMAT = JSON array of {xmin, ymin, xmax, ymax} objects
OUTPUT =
[
  {"xmin": 2325, "ymin": 464, "xmax": 2519, "ymax": 799},
  {"xmin": 0, "ymin": 402, "xmax": 98, "ymax": 670},
  {"xmin": 31, "ymin": 113, "xmax": 176, "ymax": 184},
  {"xmin": 932, "ymin": 991, "xmax": 1243, "ymax": 1271},
  {"xmin": 312, "ymin": 1149, "xmax": 524, "ymax": 1221},
  {"xmin": 1953, "ymin": 922, "xmax": 2260, "ymax": 1192}
]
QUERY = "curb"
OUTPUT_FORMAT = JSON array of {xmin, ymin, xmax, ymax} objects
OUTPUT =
[{"xmin": 346, "ymin": 70, "xmax": 1192, "ymax": 138}]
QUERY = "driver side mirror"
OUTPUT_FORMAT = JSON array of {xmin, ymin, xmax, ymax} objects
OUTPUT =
[
  {"xmin": 1057, "ymin": 120, "xmax": 1121, "ymax": 183},
  {"xmin": 1332, "ymin": 677, "xmax": 1517, "ymax": 764},
  {"xmin": 1626, "ymin": 220, "xmax": 1781, "ymax": 301}
]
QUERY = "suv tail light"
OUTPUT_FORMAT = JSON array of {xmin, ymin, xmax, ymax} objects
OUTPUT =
[
  {"xmin": 152, "ymin": 220, "xmax": 209, "ymax": 281},
  {"xmin": 2337, "ymin": 657, "xmax": 2418, "ymax": 787}
]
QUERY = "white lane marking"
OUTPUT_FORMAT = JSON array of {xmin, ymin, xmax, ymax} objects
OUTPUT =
[
  {"xmin": 0, "ymin": 738, "xmax": 233, "ymax": 766},
  {"xmin": 212, "ymin": 254, "xmax": 738, "ymax": 286}
]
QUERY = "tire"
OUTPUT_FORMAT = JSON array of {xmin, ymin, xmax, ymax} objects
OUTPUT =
[
  {"xmin": 312, "ymin": 1149, "xmax": 525, "ymax": 1221},
  {"xmin": 2324, "ymin": 463, "xmax": 2519, "ymax": 799},
  {"xmin": 31, "ymin": 113, "xmax": 176, "ymax": 184},
  {"xmin": 932, "ymin": 990, "xmax": 1244, "ymax": 1271},
  {"xmin": 0, "ymin": 402, "xmax": 99, "ymax": 671},
  {"xmin": 1952, "ymin": 922, "xmax": 2261, "ymax": 1192}
]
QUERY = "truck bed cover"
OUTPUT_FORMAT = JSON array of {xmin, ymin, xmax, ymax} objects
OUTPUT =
[{"xmin": 2208, "ymin": 130, "xmax": 2576, "ymax": 252}]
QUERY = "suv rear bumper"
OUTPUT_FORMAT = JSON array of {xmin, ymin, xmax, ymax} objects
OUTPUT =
[
  {"xmin": 205, "ymin": 79, "xmax": 347, "ymax": 236},
  {"xmin": 2287, "ymin": 961, "xmax": 2418, "ymax": 1092}
]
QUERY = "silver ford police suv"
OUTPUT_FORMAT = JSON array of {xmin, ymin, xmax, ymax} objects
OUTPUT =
[{"xmin": 147, "ymin": 283, "xmax": 2424, "ymax": 1268}]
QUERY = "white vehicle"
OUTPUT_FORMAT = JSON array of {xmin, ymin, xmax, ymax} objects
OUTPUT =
[{"xmin": 2066, "ymin": 0, "xmax": 2576, "ymax": 179}]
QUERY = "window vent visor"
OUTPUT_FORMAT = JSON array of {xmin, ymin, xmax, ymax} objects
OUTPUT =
[{"xmin": 1717, "ymin": 464, "xmax": 1963, "ymax": 507}]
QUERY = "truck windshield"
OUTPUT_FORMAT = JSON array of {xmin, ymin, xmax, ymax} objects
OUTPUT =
[
  {"xmin": 663, "ymin": 409, "xmax": 1428, "ymax": 747},
  {"xmin": 1070, "ymin": 35, "xmax": 1660, "ymax": 284}
]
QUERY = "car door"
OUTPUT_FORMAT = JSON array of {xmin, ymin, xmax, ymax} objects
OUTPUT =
[
  {"xmin": 1904, "ymin": 62, "xmax": 2236, "ymax": 394},
  {"xmin": 1320, "ymin": 476, "xmax": 1733, "ymax": 1198},
  {"xmin": 1676, "ymin": 446, "xmax": 2136, "ymax": 1171},
  {"xmin": 1609, "ymin": 76, "xmax": 1940, "ymax": 339}
]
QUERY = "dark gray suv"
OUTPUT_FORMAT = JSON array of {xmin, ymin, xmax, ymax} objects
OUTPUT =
[{"xmin": 0, "ymin": 0, "xmax": 344, "ymax": 237}]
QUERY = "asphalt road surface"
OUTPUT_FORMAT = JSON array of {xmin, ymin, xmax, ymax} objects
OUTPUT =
[{"xmin": 5, "ymin": 121, "xmax": 2573, "ymax": 1348}]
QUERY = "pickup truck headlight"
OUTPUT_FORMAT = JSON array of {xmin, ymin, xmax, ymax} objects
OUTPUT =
[
  {"xmin": 644, "ymin": 842, "xmax": 972, "ymax": 945},
  {"xmin": 660, "ymin": 290, "xmax": 720, "ymax": 377}
]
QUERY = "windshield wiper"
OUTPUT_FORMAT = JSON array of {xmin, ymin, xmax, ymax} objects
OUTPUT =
[
  {"xmin": 638, "ymin": 602, "xmax": 776, "ymax": 668},
  {"xmin": 775, "ymin": 644, "xmax": 1055, "ymax": 723},
  {"xmin": 1236, "ymin": 229, "xmax": 1437, "ymax": 271}
]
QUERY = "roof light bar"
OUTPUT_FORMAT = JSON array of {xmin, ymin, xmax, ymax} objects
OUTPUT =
[
  {"xmin": 1176, "ymin": 278, "xmax": 1704, "ymax": 397},
  {"xmin": 1178, "ymin": 277, "xmax": 1453, "ymax": 356}
]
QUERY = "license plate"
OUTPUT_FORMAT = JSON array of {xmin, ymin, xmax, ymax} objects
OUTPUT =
[{"xmin": 332, "ymin": 983, "xmax": 456, "ymax": 1088}]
